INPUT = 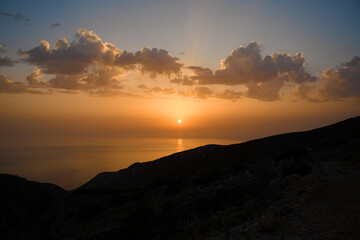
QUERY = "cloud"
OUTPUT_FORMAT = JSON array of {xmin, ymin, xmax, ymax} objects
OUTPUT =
[
  {"xmin": 0, "ymin": 71, "xmax": 126, "ymax": 96},
  {"xmin": 292, "ymin": 57, "xmax": 360, "ymax": 102},
  {"xmin": 88, "ymin": 89, "xmax": 141, "ymax": 98},
  {"xmin": 245, "ymin": 79, "xmax": 285, "ymax": 101},
  {"xmin": 178, "ymin": 87, "xmax": 214, "ymax": 99},
  {"xmin": 179, "ymin": 51, "xmax": 185, "ymax": 55},
  {"xmin": 172, "ymin": 42, "xmax": 316, "ymax": 101},
  {"xmin": 48, "ymin": 75, "xmax": 82, "ymax": 90},
  {"xmin": 319, "ymin": 57, "xmax": 360, "ymax": 101},
  {"xmin": 15, "ymin": 29, "xmax": 183, "ymax": 94},
  {"xmin": 138, "ymin": 84, "xmax": 175, "ymax": 95},
  {"xmin": 216, "ymin": 89, "xmax": 244, "ymax": 101},
  {"xmin": 47, "ymin": 67, "xmax": 123, "ymax": 91},
  {"xmin": 26, "ymin": 67, "xmax": 44, "ymax": 85},
  {"xmin": 0, "ymin": 57, "xmax": 15, "ymax": 67},
  {"xmin": 51, "ymin": 23, "xmax": 60, "ymax": 28},
  {"xmin": 138, "ymin": 83, "xmax": 243, "ymax": 101},
  {"xmin": 291, "ymin": 83, "xmax": 323, "ymax": 103},
  {"xmin": 82, "ymin": 67, "xmax": 124, "ymax": 89},
  {"xmin": 178, "ymin": 87, "xmax": 244, "ymax": 101},
  {"xmin": 186, "ymin": 66, "xmax": 214, "ymax": 85},
  {"xmin": 0, "ymin": 44, "xmax": 16, "ymax": 67},
  {"xmin": 170, "ymin": 75, "xmax": 195, "ymax": 86},
  {"xmin": 193, "ymin": 87, "xmax": 214, "ymax": 99},
  {"xmin": 0, "ymin": 11, "xmax": 30, "ymax": 24},
  {"xmin": 0, "ymin": 74, "xmax": 42, "ymax": 94},
  {"xmin": 180, "ymin": 42, "xmax": 315, "ymax": 85},
  {"xmin": 135, "ymin": 47, "xmax": 183, "ymax": 78},
  {"xmin": 19, "ymin": 29, "xmax": 183, "ymax": 77},
  {"xmin": 47, "ymin": 89, "xmax": 79, "ymax": 95},
  {"xmin": 7, "ymin": 33, "xmax": 358, "ymax": 102},
  {"xmin": 0, "ymin": 43, "xmax": 7, "ymax": 53},
  {"xmin": 19, "ymin": 36, "xmax": 106, "ymax": 75}
]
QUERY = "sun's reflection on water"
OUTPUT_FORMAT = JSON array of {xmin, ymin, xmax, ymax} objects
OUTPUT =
[{"xmin": 177, "ymin": 138, "xmax": 184, "ymax": 152}]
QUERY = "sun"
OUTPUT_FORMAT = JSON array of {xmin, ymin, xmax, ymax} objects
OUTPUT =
[{"xmin": 178, "ymin": 119, "xmax": 182, "ymax": 124}]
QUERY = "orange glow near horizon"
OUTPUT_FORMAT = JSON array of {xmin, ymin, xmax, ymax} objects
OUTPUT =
[{"xmin": 1, "ymin": 92, "xmax": 359, "ymax": 141}]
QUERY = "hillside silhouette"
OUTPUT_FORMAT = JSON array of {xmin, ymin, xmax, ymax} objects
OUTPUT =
[{"xmin": 1, "ymin": 116, "xmax": 360, "ymax": 239}]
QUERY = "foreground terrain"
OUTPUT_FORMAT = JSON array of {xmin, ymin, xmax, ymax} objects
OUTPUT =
[{"xmin": 1, "ymin": 117, "xmax": 360, "ymax": 239}]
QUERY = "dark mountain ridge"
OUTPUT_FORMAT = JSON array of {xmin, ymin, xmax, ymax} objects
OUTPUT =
[
  {"xmin": 1, "ymin": 116, "xmax": 360, "ymax": 239},
  {"xmin": 79, "ymin": 116, "xmax": 360, "ymax": 191}
]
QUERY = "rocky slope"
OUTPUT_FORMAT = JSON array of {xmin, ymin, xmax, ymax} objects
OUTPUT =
[{"xmin": 1, "ymin": 116, "xmax": 360, "ymax": 239}]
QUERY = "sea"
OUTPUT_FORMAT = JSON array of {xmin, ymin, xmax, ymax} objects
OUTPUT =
[{"xmin": 0, "ymin": 137, "xmax": 241, "ymax": 190}]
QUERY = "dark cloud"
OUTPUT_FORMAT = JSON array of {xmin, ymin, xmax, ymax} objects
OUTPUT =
[
  {"xmin": 193, "ymin": 87, "xmax": 214, "ymax": 99},
  {"xmin": 82, "ymin": 67, "xmax": 123, "ymax": 89},
  {"xmin": 48, "ymin": 75, "xmax": 82, "ymax": 90},
  {"xmin": 135, "ymin": 47, "xmax": 183, "ymax": 78},
  {"xmin": 0, "ymin": 11, "xmax": 30, "ymax": 24},
  {"xmin": 45, "ymin": 67, "xmax": 124, "ymax": 91},
  {"xmin": 245, "ymin": 79, "xmax": 284, "ymax": 101},
  {"xmin": 172, "ymin": 42, "xmax": 316, "ymax": 101},
  {"xmin": 216, "ymin": 89, "xmax": 243, "ymax": 101},
  {"xmin": 186, "ymin": 66, "xmax": 214, "ymax": 84},
  {"xmin": 0, "ymin": 57, "xmax": 15, "ymax": 67},
  {"xmin": 51, "ymin": 23, "xmax": 60, "ymax": 28},
  {"xmin": 319, "ymin": 57, "xmax": 360, "ymax": 101},
  {"xmin": 291, "ymin": 84, "xmax": 323, "ymax": 103},
  {"xmin": 292, "ymin": 56, "xmax": 360, "ymax": 102},
  {"xmin": 170, "ymin": 75, "xmax": 195, "ymax": 86},
  {"xmin": 0, "ymin": 74, "xmax": 42, "ymax": 94}
]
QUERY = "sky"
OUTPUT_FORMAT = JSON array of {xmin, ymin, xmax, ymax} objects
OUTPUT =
[{"xmin": 1, "ymin": 0, "xmax": 360, "ymax": 141}]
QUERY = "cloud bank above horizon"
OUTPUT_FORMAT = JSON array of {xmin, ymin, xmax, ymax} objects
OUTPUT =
[{"xmin": 1, "ymin": 29, "xmax": 359, "ymax": 102}]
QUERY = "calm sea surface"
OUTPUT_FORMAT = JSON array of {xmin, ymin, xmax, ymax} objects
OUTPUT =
[{"xmin": 0, "ymin": 138, "xmax": 241, "ymax": 190}]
